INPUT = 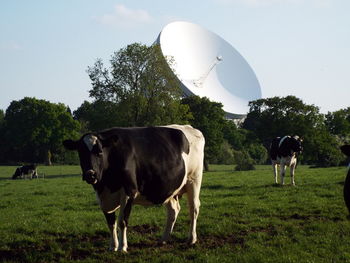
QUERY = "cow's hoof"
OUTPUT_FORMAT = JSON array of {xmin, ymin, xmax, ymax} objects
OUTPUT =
[
  {"xmin": 187, "ymin": 238, "xmax": 197, "ymax": 246},
  {"xmin": 109, "ymin": 247, "xmax": 118, "ymax": 252}
]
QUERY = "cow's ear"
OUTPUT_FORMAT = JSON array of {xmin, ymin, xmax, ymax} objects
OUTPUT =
[
  {"xmin": 341, "ymin": 145, "xmax": 350, "ymax": 157},
  {"xmin": 63, "ymin": 139, "xmax": 79, "ymax": 151},
  {"xmin": 100, "ymin": 134, "xmax": 118, "ymax": 148}
]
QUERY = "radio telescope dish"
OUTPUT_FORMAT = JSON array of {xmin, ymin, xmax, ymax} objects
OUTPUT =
[{"xmin": 156, "ymin": 21, "xmax": 262, "ymax": 118}]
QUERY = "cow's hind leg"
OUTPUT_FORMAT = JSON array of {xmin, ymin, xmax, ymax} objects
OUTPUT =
[
  {"xmin": 273, "ymin": 164, "xmax": 278, "ymax": 184},
  {"xmin": 104, "ymin": 212, "xmax": 118, "ymax": 251},
  {"xmin": 290, "ymin": 164, "xmax": 296, "ymax": 186},
  {"xmin": 280, "ymin": 164, "xmax": 286, "ymax": 185},
  {"xmin": 186, "ymin": 176, "xmax": 202, "ymax": 245},
  {"xmin": 160, "ymin": 196, "xmax": 181, "ymax": 244}
]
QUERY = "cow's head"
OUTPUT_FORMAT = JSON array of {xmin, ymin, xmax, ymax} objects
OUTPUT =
[
  {"xmin": 291, "ymin": 135, "xmax": 303, "ymax": 154},
  {"xmin": 63, "ymin": 134, "xmax": 114, "ymax": 185}
]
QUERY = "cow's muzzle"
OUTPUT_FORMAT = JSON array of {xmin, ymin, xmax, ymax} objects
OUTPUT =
[{"xmin": 83, "ymin": 170, "xmax": 98, "ymax": 185}]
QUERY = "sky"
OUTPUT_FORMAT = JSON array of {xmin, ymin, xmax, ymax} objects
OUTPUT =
[{"xmin": 0, "ymin": 0, "xmax": 349, "ymax": 114}]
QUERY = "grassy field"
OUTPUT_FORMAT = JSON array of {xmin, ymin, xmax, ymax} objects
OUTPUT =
[{"xmin": 1, "ymin": 164, "xmax": 350, "ymax": 262}]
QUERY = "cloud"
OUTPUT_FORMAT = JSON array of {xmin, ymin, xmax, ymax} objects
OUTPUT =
[
  {"xmin": 96, "ymin": 4, "xmax": 153, "ymax": 29},
  {"xmin": 0, "ymin": 42, "xmax": 23, "ymax": 51}
]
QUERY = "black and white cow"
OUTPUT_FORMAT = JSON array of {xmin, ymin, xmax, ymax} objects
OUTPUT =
[
  {"xmin": 270, "ymin": 135, "xmax": 303, "ymax": 185},
  {"xmin": 341, "ymin": 145, "xmax": 350, "ymax": 214},
  {"xmin": 12, "ymin": 164, "xmax": 38, "ymax": 179},
  {"xmin": 63, "ymin": 125, "xmax": 205, "ymax": 252}
]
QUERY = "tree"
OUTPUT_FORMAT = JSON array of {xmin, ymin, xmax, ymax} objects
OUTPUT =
[
  {"xmin": 87, "ymin": 43, "xmax": 190, "ymax": 127},
  {"xmin": 2, "ymin": 97, "xmax": 81, "ymax": 164},
  {"xmin": 182, "ymin": 96, "xmax": 226, "ymax": 170},
  {"xmin": 325, "ymin": 107, "xmax": 350, "ymax": 141},
  {"xmin": 73, "ymin": 100, "xmax": 121, "ymax": 132}
]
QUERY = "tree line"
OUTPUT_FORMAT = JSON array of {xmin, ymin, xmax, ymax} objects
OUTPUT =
[{"xmin": 0, "ymin": 43, "xmax": 349, "ymax": 169}]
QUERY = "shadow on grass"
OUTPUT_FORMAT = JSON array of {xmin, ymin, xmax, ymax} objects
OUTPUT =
[
  {"xmin": 0, "ymin": 173, "xmax": 80, "ymax": 181},
  {"xmin": 0, "ymin": 224, "xmax": 251, "ymax": 262},
  {"xmin": 43, "ymin": 173, "xmax": 80, "ymax": 179}
]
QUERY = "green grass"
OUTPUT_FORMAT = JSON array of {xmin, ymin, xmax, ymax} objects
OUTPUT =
[{"xmin": 1, "ymin": 164, "xmax": 350, "ymax": 262}]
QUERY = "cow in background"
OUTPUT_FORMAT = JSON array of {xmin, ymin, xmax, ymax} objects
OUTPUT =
[
  {"xmin": 270, "ymin": 135, "xmax": 303, "ymax": 185},
  {"xmin": 63, "ymin": 125, "xmax": 205, "ymax": 252},
  {"xmin": 12, "ymin": 164, "xmax": 38, "ymax": 179},
  {"xmin": 340, "ymin": 145, "xmax": 350, "ymax": 213}
]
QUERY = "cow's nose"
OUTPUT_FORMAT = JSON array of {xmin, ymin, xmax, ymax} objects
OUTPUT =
[{"xmin": 83, "ymin": 170, "xmax": 97, "ymax": 184}]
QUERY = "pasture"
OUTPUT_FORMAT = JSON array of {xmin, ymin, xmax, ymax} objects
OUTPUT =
[{"xmin": 0, "ymin": 165, "xmax": 350, "ymax": 262}]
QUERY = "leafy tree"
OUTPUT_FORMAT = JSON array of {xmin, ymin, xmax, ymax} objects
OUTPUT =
[
  {"xmin": 214, "ymin": 140, "xmax": 235, "ymax": 165},
  {"xmin": 87, "ymin": 43, "xmax": 190, "ymax": 126},
  {"xmin": 182, "ymin": 96, "xmax": 226, "ymax": 170},
  {"xmin": 247, "ymin": 143, "xmax": 268, "ymax": 165},
  {"xmin": 2, "ymin": 97, "xmax": 81, "ymax": 164},
  {"xmin": 222, "ymin": 120, "xmax": 245, "ymax": 150},
  {"xmin": 222, "ymin": 120, "xmax": 267, "ymax": 164},
  {"xmin": 73, "ymin": 100, "xmax": 121, "ymax": 132},
  {"xmin": 325, "ymin": 107, "xmax": 350, "ymax": 141}
]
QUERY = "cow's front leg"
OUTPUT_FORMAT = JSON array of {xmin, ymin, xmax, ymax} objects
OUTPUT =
[
  {"xmin": 160, "ymin": 196, "xmax": 181, "ymax": 244},
  {"xmin": 117, "ymin": 194, "xmax": 134, "ymax": 252},
  {"xmin": 290, "ymin": 163, "xmax": 296, "ymax": 186},
  {"xmin": 273, "ymin": 164, "xmax": 278, "ymax": 184},
  {"xmin": 280, "ymin": 164, "xmax": 286, "ymax": 185},
  {"xmin": 104, "ymin": 212, "xmax": 118, "ymax": 251}
]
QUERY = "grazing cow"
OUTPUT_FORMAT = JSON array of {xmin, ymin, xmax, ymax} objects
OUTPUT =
[
  {"xmin": 270, "ymin": 135, "xmax": 303, "ymax": 185},
  {"xmin": 63, "ymin": 125, "xmax": 205, "ymax": 252},
  {"xmin": 341, "ymin": 145, "xmax": 350, "ymax": 213},
  {"xmin": 12, "ymin": 164, "xmax": 38, "ymax": 179}
]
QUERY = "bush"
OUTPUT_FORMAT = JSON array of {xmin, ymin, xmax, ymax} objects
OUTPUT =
[
  {"xmin": 215, "ymin": 141, "xmax": 235, "ymax": 165},
  {"xmin": 234, "ymin": 150, "xmax": 255, "ymax": 171},
  {"xmin": 247, "ymin": 143, "xmax": 268, "ymax": 165}
]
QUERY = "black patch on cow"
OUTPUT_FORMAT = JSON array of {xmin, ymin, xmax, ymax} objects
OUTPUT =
[
  {"xmin": 65, "ymin": 127, "xmax": 189, "ymax": 205},
  {"xmin": 270, "ymin": 136, "xmax": 302, "ymax": 161},
  {"xmin": 102, "ymin": 127, "xmax": 188, "ymax": 204},
  {"xmin": 104, "ymin": 212, "xmax": 116, "ymax": 226}
]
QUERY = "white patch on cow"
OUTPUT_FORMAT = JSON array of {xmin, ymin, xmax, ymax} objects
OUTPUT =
[
  {"xmin": 165, "ymin": 124, "xmax": 205, "ymax": 244},
  {"xmin": 83, "ymin": 135, "xmax": 98, "ymax": 152},
  {"xmin": 278, "ymin": 135, "xmax": 290, "ymax": 148}
]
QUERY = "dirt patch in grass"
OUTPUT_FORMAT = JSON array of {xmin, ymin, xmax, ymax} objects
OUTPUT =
[{"xmin": 131, "ymin": 224, "xmax": 160, "ymax": 235}]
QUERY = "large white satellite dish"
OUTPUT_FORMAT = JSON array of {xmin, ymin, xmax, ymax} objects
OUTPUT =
[{"xmin": 156, "ymin": 21, "xmax": 262, "ymax": 119}]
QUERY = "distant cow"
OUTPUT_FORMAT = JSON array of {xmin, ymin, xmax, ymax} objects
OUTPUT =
[
  {"xmin": 63, "ymin": 125, "xmax": 205, "ymax": 252},
  {"xmin": 12, "ymin": 164, "xmax": 38, "ymax": 179},
  {"xmin": 341, "ymin": 145, "xmax": 350, "ymax": 213},
  {"xmin": 270, "ymin": 136, "xmax": 303, "ymax": 185}
]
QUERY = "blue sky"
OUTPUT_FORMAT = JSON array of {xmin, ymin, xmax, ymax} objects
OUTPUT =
[{"xmin": 1, "ymin": 0, "xmax": 349, "ymax": 114}]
